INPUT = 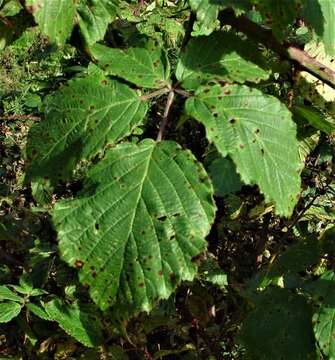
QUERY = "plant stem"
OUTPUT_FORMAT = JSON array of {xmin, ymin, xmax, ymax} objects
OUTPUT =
[
  {"xmin": 156, "ymin": 90, "xmax": 175, "ymax": 142},
  {"xmin": 218, "ymin": 9, "xmax": 335, "ymax": 89},
  {"xmin": 139, "ymin": 87, "xmax": 170, "ymax": 101},
  {"xmin": 180, "ymin": 12, "xmax": 196, "ymax": 52}
]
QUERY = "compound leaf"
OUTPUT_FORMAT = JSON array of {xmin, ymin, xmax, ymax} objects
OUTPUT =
[
  {"xmin": 186, "ymin": 83, "xmax": 301, "ymax": 216},
  {"xmin": 25, "ymin": 0, "xmax": 75, "ymax": 46},
  {"xmin": 0, "ymin": 302, "xmax": 22, "ymax": 323},
  {"xmin": 43, "ymin": 299, "xmax": 103, "ymax": 347},
  {"xmin": 77, "ymin": 0, "xmax": 117, "ymax": 45},
  {"xmin": 26, "ymin": 76, "xmax": 147, "ymax": 184},
  {"xmin": 90, "ymin": 42, "xmax": 171, "ymax": 89},
  {"xmin": 176, "ymin": 31, "xmax": 270, "ymax": 90},
  {"xmin": 53, "ymin": 140, "xmax": 216, "ymax": 316}
]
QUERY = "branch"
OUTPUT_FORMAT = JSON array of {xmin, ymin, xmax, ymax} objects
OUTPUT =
[
  {"xmin": 218, "ymin": 9, "xmax": 335, "ymax": 89},
  {"xmin": 156, "ymin": 90, "xmax": 175, "ymax": 142}
]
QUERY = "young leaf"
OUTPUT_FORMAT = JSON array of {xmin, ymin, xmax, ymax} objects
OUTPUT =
[
  {"xmin": 186, "ymin": 83, "xmax": 301, "ymax": 216},
  {"xmin": 43, "ymin": 299, "xmax": 103, "ymax": 347},
  {"xmin": 76, "ymin": 0, "xmax": 117, "ymax": 45},
  {"xmin": 90, "ymin": 42, "xmax": 171, "ymax": 89},
  {"xmin": 26, "ymin": 77, "xmax": 147, "ymax": 183},
  {"xmin": 53, "ymin": 140, "xmax": 216, "ymax": 316},
  {"xmin": 176, "ymin": 32, "xmax": 270, "ymax": 90},
  {"xmin": 0, "ymin": 285, "xmax": 22, "ymax": 302},
  {"xmin": 25, "ymin": 0, "xmax": 75, "ymax": 46},
  {"xmin": 240, "ymin": 287, "xmax": 316, "ymax": 360},
  {"xmin": 0, "ymin": 302, "xmax": 22, "ymax": 323}
]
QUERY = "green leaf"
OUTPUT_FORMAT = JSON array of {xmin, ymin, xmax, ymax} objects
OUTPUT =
[
  {"xmin": 0, "ymin": 0, "xmax": 22, "ymax": 17},
  {"xmin": 90, "ymin": 42, "xmax": 171, "ymax": 89},
  {"xmin": 43, "ymin": 299, "xmax": 103, "ymax": 347},
  {"xmin": 0, "ymin": 301, "xmax": 22, "ymax": 323},
  {"xmin": 176, "ymin": 31, "xmax": 270, "ymax": 90},
  {"xmin": 252, "ymin": 0, "xmax": 300, "ymax": 39},
  {"xmin": 269, "ymin": 239, "xmax": 322, "ymax": 277},
  {"xmin": 76, "ymin": 0, "xmax": 117, "ymax": 45},
  {"xmin": 189, "ymin": 0, "xmax": 250, "ymax": 35},
  {"xmin": 25, "ymin": 0, "xmax": 75, "ymax": 46},
  {"xmin": 26, "ymin": 77, "xmax": 147, "ymax": 183},
  {"xmin": 186, "ymin": 84, "xmax": 301, "ymax": 216},
  {"xmin": 0, "ymin": 285, "xmax": 22, "ymax": 302},
  {"xmin": 307, "ymin": 271, "xmax": 335, "ymax": 359},
  {"xmin": 26, "ymin": 302, "xmax": 50, "ymax": 320},
  {"xmin": 53, "ymin": 140, "xmax": 216, "ymax": 316},
  {"xmin": 206, "ymin": 155, "xmax": 243, "ymax": 197},
  {"xmin": 293, "ymin": 105, "xmax": 334, "ymax": 134},
  {"xmin": 240, "ymin": 287, "xmax": 316, "ymax": 360},
  {"xmin": 303, "ymin": 0, "xmax": 335, "ymax": 56}
]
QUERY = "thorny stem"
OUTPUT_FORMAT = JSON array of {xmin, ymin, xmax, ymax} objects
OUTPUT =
[
  {"xmin": 218, "ymin": 9, "xmax": 335, "ymax": 89},
  {"xmin": 156, "ymin": 90, "xmax": 175, "ymax": 142}
]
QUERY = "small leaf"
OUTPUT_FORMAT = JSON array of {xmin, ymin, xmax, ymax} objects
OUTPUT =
[
  {"xmin": 26, "ymin": 302, "xmax": 50, "ymax": 321},
  {"xmin": 176, "ymin": 31, "xmax": 270, "ymax": 90},
  {"xmin": 186, "ymin": 83, "xmax": 301, "ymax": 216},
  {"xmin": 90, "ymin": 42, "xmax": 171, "ymax": 89},
  {"xmin": 0, "ymin": 0, "xmax": 22, "ymax": 17},
  {"xmin": 26, "ymin": 77, "xmax": 147, "ymax": 184},
  {"xmin": 293, "ymin": 105, "xmax": 334, "ymax": 134},
  {"xmin": 240, "ymin": 287, "xmax": 316, "ymax": 360},
  {"xmin": 25, "ymin": 0, "xmax": 75, "ymax": 46},
  {"xmin": 0, "ymin": 301, "xmax": 22, "ymax": 323},
  {"xmin": 77, "ymin": 0, "xmax": 117, "ymax": 45},
  {"xmin": 53, "ymin": 140, "xmax": 216, "ymax": 316},
  {"xmin": 43, "ymin": 299, "xmax": 103, "ymax": 347},
  {"xmin": 0, "ymin": 285, "xmax": 22, "ymax": 302}
]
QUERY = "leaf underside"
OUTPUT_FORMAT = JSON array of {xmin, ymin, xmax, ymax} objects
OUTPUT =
[
  {"xmin": 186, "ymin": 83, "xmax": 301, "ymax": 216},
  {"xmin": 53, "ymin": 140, "xmax": 216, "ymax": 317}
]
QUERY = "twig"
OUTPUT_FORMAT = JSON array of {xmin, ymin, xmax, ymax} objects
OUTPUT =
[
  {"xmin": 139, "ymin": 87, "xmax": 170, "ymax": 101},
  {"xmin": 175, "ymin": 88, "xmax": 191, "ymax": 97},
  {"xmin": 0, "ymin": 114, "xmax": 41, "ymax": 121},
  {"xmin": 156, "ymin": 90, "xmax": 175, "ymax": 142},
  {"xmin": 218, "ymin": 9, "xmax": 335, "ymax": 89}
]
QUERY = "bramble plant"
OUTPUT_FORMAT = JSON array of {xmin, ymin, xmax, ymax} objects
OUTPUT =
[{"xmin": 0, "ymin": 0, "xmax": 335, "ymax": 358}]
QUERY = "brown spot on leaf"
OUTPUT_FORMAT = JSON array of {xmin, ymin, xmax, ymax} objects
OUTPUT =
[{"xmin": 75, "ymin": 260, "xmax": 83, "ymax": 269}]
